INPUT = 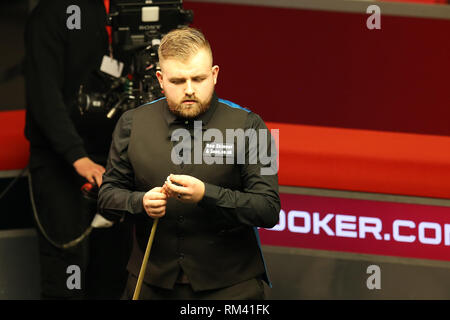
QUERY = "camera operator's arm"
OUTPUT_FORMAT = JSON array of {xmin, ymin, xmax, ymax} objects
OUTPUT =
[
  {"xmin": 25, "ymin": 3, "xmax": 87, "ymax": 165},
  {"xmin": 73, "ymin": 157, "xmax": 106, "ymax": 186},
  {"xmin": 98, "ymin": 110, "xmax": 146, "ymax": 220}
]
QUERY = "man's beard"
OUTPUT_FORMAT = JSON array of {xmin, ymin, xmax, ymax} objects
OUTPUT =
[{"xmin": 168, "ymin": 96, "xmax": 210, "ymax": 119}]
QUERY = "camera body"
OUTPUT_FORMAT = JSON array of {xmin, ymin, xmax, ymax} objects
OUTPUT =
[{"xmin": 78, "ymin": 0, "xmax": 193, "ymax": 118}]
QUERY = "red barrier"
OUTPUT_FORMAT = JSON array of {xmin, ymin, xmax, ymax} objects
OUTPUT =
[
  {"xmin": 0, "ymin": 110, "xmax": 29, "ymax": 171},
  {"xmin": 2, "ymin": 110, "xmax": 449, "ymax": 201},
  {"xmin": 267, "ymin": 121, "xmax": 450, "ymax": 199}
]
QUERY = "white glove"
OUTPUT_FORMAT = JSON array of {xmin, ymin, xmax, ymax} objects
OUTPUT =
[{"xmin": 91, "ymin": 213, "xmax": 114, "ymax": 228}]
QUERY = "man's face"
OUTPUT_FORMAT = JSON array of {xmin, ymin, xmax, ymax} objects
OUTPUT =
[{"xmin": 156, "ymin": 48, "xmax": 219, "ymax": 119}]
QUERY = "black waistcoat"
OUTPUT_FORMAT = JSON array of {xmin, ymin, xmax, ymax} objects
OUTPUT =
[{"xmin": 127, "ymin": 98, "xmax": 266, "ymax": 291}]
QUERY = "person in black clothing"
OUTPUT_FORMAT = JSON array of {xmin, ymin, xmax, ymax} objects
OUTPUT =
[
  {"xmin": 24, "ymin": 0, "xmax": 131, "ymax": 299},
  {"xmin": 98, "ymin": 27, "xmax": 280, "ymax": 300}
]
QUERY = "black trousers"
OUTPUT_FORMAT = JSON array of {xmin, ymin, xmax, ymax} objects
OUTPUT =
[
  {"xmin": 123, "ymin": 273, "xmax": 266, "ymax": 300},
  {"xmin": 29, "ymin": 156, "xmax": 133, "ymax": 299}
]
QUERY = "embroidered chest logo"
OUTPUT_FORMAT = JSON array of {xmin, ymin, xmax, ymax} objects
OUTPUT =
[{"xmin": 204, "ymin": 143, "xmax": 234, "ymax": 157}]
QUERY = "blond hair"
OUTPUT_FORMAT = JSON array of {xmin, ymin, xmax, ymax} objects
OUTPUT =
[{"xmin": 158, "ymin": 27, "xmax": 212, "ymax": 63}]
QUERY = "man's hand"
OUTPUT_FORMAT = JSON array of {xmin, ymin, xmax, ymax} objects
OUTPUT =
[
  {"xmin": 163, "ymin": 174, "xmax": 205, "ymax": 203},
  {"xmin": 143, "ymin": 187, "xmax": 167, "ymax": 219},
  {"xmin": 73, "ymin": 157, "xmax": 106, "ymax": 186}
]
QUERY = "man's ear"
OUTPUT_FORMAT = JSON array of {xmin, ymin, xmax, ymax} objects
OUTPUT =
[
  {"xmin": 212, "ymin": 65, "xmax": 219, "ymax": 85},
  {"xmin": 156, "ymin": 71, "xmax": 164, "ymax": 89}
]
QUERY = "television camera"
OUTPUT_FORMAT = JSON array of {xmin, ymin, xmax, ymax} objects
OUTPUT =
[{"xmin": 78, "ymin": 0, "xmax": 193, "ymax": 118}]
